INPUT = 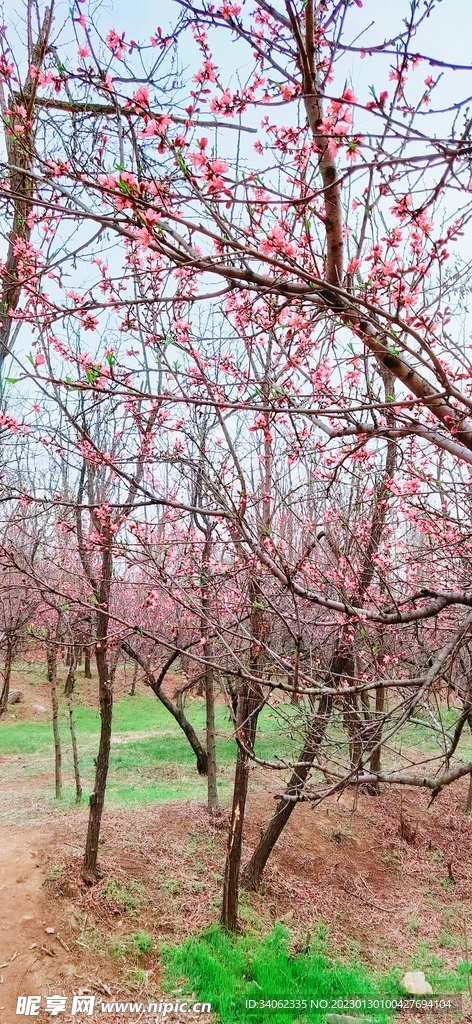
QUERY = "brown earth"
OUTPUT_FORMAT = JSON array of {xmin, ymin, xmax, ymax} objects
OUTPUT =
[
  {"xmin": 2, "ymin": 783, "xmax": 472, "ymax": 1022},
  {"xmin": 2, "ymin": 664, "xmax": 472, "ymax": 1022}
]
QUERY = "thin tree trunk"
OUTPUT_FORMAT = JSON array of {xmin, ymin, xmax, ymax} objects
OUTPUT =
[
  {"xmin": 221, "ymin": 584, "xmax": 264, "ymax": 930},
  {"xmin": 221, "ymin": 681, "xmax": 261, "ymax": 929},
  {"xmin": 63, "ymin": 648, "xmax": 82, "ymax": 804},
  {"xmin": 84, "ymin": 646, "xmax": 92, "ymax": 678},
  {"xmin": 241, "ymin": 693, "xmax": 332, "ymax": 892},
  {"xmin": 369, "ymin": 684, "xmax": 385, "ymax": 781},
  {"xmin": 129, "ymin": 661, "xmax": 138, "ymax": 696},
  {"xmin": 47, "ymin": 642, "xmax": 62, "ymax": 799},
  {"xmin": 82, "ymin": 543, "xmax": 113, "ymax": 885},
  {"xmin": 82, "ymin": 642, "xmax": 113, "ymax": 883},
  {"xmin": 121, "ymin": 640, "xmax": 209, "ymax": 775},
  {"xmin": 0, "ymin": 634, "xmax": 14, "ymax": 716},
  {"xmin": 67, "ymin": 692, "xmax": 82, "ymax": 804},
  {"xmin": 241, "ymin": 641, "xmax": 347, "ymax": 892},
  {"xmin": 465, "ymin": 714, "xmax": 472, "ymax": 813},
  {"xmin": 205, "ymin": 657, "xmax": 219, "ymax": 815},
  {"xmin": 202, "ymin": 533, "xmax": 219, "ymax": 817}
]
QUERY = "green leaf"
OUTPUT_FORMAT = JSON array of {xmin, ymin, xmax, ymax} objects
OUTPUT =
[{"xmin": 85, "ymin": 365, "xmax": 101, "ymax": 384}]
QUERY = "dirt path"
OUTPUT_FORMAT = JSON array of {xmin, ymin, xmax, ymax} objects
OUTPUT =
[
  {"xmin": 0, "ymin": 822, "xmax": 211, "ymax": 1024},
  {"xmin": 0, "ymin": 825, "xmax": 82, "ymax": 1024}
]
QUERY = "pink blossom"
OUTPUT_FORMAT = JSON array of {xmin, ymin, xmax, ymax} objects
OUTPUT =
[
  {"xmin": 81, "ymin": 314, "xmax": 99, "ymax": 331},
  {"xmin": 133, "ymin": 86, "xmax": 149, "ymax": 106},
  {"xmin": 218, "ymin": 2, "xmax": 241, "ymax": 16},
  {"xmin": 210, "ymin": 158, "xmax": 228, "ymax": 175},
  {"xmin": 145, "ymin": 208, "xmax": 160, "ymax": 225},
  {"xmin": 106, "ymin": 28, "xmax": 126, "ymax": 59},
  {"xmin": 135, "ymin": 227, "xmax": 151, "ymax": 248}
]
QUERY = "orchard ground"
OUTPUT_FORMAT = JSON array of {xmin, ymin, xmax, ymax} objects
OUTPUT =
[{"xmin": 1, "ymin": 660, "xmax": 472, "ymax": 1024}]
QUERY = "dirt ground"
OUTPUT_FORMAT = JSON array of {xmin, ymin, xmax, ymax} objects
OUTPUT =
[
  {"xmin": 2, "ymin": 783, "xmax": 472, "ymax": 1023},
  {"xmin": 2, "ymin": 665, "xmax": 472, "ymax": 1023}
]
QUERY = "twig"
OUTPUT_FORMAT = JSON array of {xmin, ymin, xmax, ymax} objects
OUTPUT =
[{"xmin": 463, "ymin": 917, "xmax": 472, "ymax": 999}]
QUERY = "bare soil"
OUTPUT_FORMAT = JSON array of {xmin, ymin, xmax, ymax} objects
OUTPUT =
[{"xmin": 2, "ymin": 665, "xmax": 472, "ymax": 1022}]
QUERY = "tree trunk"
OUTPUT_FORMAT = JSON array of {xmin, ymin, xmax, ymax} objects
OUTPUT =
[
  {"xmin": 67, "ymin": 692, "xmax": 82, "ymax": 804},
  {"xmin": 205, "ymin": 658, "xmax": 219, "ymax": 816},
  {"xmin": 63, "ymin": 648, "xmax": 82, "ymax": 803},
  {"xmin": 82, "ymin": 641, "xmax": 113, "ymax": 884},
  {"xmin": 84, "ymin": 646, "xmax": 92, "ymax": 678},
  {"xmin": 47, "ymin": 642, "xmax": 62, "ymax": 799},
  {"xmin": 464, "ymin": 770, "xmax": 472, "ymax": 811},
  {"xmin": 221, "ymin": 584, "xmax": 264, "ymax": 930},
  {"xmin": 241, "ymin": 643, "xmax": 348, "ymax": 892},
  {"xmin": 0, "ymin": 634, "xmax": 14, "ymax": 716},
  {"xmin": 221, "ymin": 681, "xmax": 261, "ymax": 929},
  {"xmin": 465, "ymin": 713, "xmax": 472, "ymax": 813},
  {"xmin": 121, "ymin": 640, "xmax": 208, "ymax": 775},
  {"xmin": 82, "ymin": 542, "xmax": 113, "ymax": 885},
  {"xmin": 129, "ymin": 661, "xmax": 138, "ymax": 696},
  {"xmin": 369, "ymin": 683, "xmax": 386, "ymax": 781},
  {"xmin": 202, "ymin": 533, "xmax": 219, "ymax": 817},
  {"xmin": 241, "ymin": 693, "xmax": 332, "ymax": 891}
]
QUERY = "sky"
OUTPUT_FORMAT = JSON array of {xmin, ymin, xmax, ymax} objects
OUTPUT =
[{"xmin": 1, "ymin": 0, "xmax": 472, "ymax": 400}]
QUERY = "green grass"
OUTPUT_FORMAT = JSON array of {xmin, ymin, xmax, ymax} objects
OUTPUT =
[
  {"xmin": 3, "ymin": 678, "xmax": 472, "ymax": 817},
  {"xmin": 162, "ymin": 923, "xmax": 402, "ymax": 1024},
  {"xmin": 111, "ymin": 929, "xmax": 153, "ymax": 962},
  {"xmin": 0, "ymin": 690, "xmax": 300, "ymax": 815},
  {"xmin": 101, "ymin": 878, "xmax": 145, "ymax": 916},
  {"xmin": 162, "ymin": 924, "xmax": 471, "ymax": 1024}
]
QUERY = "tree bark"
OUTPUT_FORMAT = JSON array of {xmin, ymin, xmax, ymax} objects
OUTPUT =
[
  {"xmin": 369, "ymin": 684, "xmax": 386, "ymax": 780},
  {"xmin": 82, "ymin": 641, "xmax": 112, "ymax": 883},
  {"xmin": 63, "ymin": 646, "xmax": 82, "ymax": 803},
  {"xmin": 121, "ymin": 640, "xmax": 208, "ymax": 775},
  {"xmin": 202, "ymin": 533, "xmax": 219, "ymax": 816},
  {"xmin": 221, "ymin": 584, "xmax": 264, "ymax": 929},
  {"xmin": 0, "ymin": 634, "xmax": 14, "ymax": 716},
  {"xmin": 129, "ymin": 660, "xmax": 138, "ymax": 696},
  {"xmin": 68, "ymin": 692, "xmax": 82, "ymax": 804},
  {"xmin": 82, "ymin": 544, "xmax": 113, "ymax": 885},
  {"xmin": 241, "ymin": 692, "xmax": 332, "ymax": 891},
  {"xmin": 205, "ymin": 656, "xmax": 219, "ymax": 815},
  {"xmin": 221, "ymin": 680, "xmax": 261, "ymax": 929},
  {"xmin": 84, "ymin": 646, "xmax": 92, "ymax": 678},
  {"xmin": 0, "ymin": 9, "xmax": 52, "ymax": 365},
  {"xmin": 47, "ymin": 642, "xmax": 62, "ymax": 799},
  {"xmin": 465, "ymin": 712, "xmax": 472, "ymax": 813}
]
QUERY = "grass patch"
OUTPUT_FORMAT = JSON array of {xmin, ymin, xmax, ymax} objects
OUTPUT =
[
  {"xmin": 0, "ymin": 693, "xmax": 298, "ymax": 814},
  {"xmin": 101, "ymin": 878, "xmax": 146, "ymax": 916},
  {"xmin": 111, "ymin": 929, "xmax": 153, "ymax": 962},
  {"xmin": 162, "ymin": 923, "xmax": 404, "ymax": 1024}
]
